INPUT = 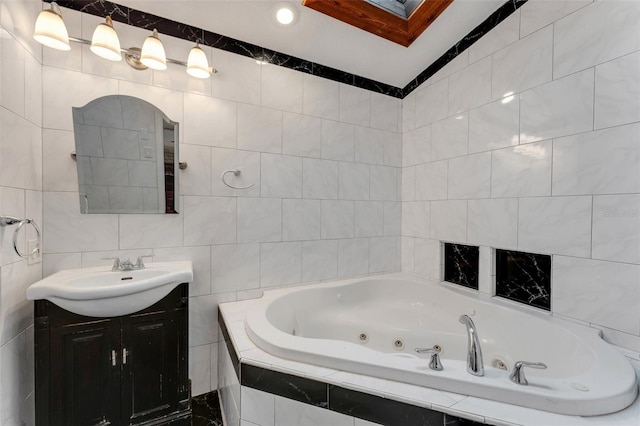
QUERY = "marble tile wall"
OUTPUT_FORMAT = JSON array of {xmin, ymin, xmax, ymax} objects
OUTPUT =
[
  {"xmin": 38, "ymin": 3, "xmax": 402, "ymax": 399},
  {"xmin": 0, "ymin": 1, "xmax": 43, "ymax": 425},
  {"xmin": 402, "ymin": 0, "xmax": 640, "ymax": 352}
]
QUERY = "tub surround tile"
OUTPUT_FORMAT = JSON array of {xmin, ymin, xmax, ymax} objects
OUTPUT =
[
  {"xmin": 447, "ymin": 153, "xmax": 491, "ymax": 200},
  {"xmin": 552, "ymin": 123, "xmax": 640, "ymax": 196},
  {"xmin": 553, "ymin": 0, "xmax": 640, "ymax": 79},
  {"xmin": 495, "ymin": 249, "xmax": 551, "ymax": 311},
  {"xmin": 415, "ymin": 79, "xmax": 448, "ymax": 127},
  {"xmin": 491, "ymin": 141, "xmax": 552, "ymax": 198},
  {"xmin": 260, "ymin": 154, "xmax": 303, "ymax": 199},
  {"xmin": 468, "ymin": 97, "xmax": 519, "ymax": 154},
  {"xmin": 491, "ymin": 25, "xmax": 553, "ymax": 101},
  {"xmin": 302, "ymin": 158, "xmax": 339, "ymax": 200},
  {"xmin": 468, "ymin": 10, "xmax": 520, "ymax": 65},
  {"xmin": 402, "ymin": 126, "xmax": 430, "ymax": 167},
  {"xmin": 591, "ymin": 195, "xmax": 640, "ymax": 265},
  {"xmin": 443, "ymin": 243, "xmax": 479, "ymax": 290},
  {"xmin": 448, "ymin": 57, "xmax": 491, "ymax": 116},
  {"xmin": 467, "ymin": 199, "xmax": 518, "ymax": 249},
  {"xmin": 218, "ymin": 312, "xmax": 240, "ymax": 377},
  {"xmin": 283, "ymin": 199, "xmax": 321, "ymax": 241},
  {"xmin": 283, "ymin": 113, "xmax": 322, "ymax": 158},
  {"xmin": 321, "ymin": 200, "xmax": 355, "ymax": 239},
  {"xmin": 594, "ymin": 51, "xmax": 640, "ymax": 130},
  {"xmin": 302, "ymin": 240, "xmax": 338, "ymax": 282},
  {"xmin": 338, "ymin": 238, "xmax": 369, "ymax": 278},
  {"xmin": 517, "ymin": 196, "xmax": 592, "ymax": 258},
  {"xmin": 553, "ymin": 256, "xmax": 640, "ymax": 336},
  {"xmin": 260, "ymin": 242, "xmax": 302, "ymax": 287},
  {"xmin": 519, "ymin": 69, "xmax": 594, "ymax": 144},
  {"xmin": 431, "ymin": 115, "xmax": 469, "ymax": 162},
  {"xmin": 192, "ymin": 391, "xmax": 224, "ymax": 426}
]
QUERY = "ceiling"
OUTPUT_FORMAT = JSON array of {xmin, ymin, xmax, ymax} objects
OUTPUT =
[{"xmin": 116, "ymin": 0, "xmax": 506, "ymax": 88}]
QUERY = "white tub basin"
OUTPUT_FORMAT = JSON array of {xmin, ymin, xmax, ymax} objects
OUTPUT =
[
  {"xmin": 26, "ymin": 261, "xmax": 193, "ymax": 317},
  {"xmin": 246, "ymin": 273, "xmax": 638, "ymax": 416}
]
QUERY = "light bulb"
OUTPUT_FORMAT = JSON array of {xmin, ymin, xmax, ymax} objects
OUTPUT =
[
  {"xmin": 33, "ymin": 2, "xmax": 70, "ymax": 51},
  {"xmin": 186, "ymin": 43, "xmax": 211, "ymax": 79},
  {"xmin": 90, "ymin": 16, "xmax": 121, "ymax": 61},
  {"xmin": 140, "ymin": 29, "xmax": 167, "ymax": 71},
  {"xmin": 276, "ymin": 7, "xmax": 295, "ymax": 25}
]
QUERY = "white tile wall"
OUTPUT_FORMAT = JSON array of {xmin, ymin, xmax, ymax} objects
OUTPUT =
[
  {"xmin": 0, "ymin": 2, "xmax": 43, "ymax": 424},
  {"xmin": 403, "ymin": 0, "xmax": 640, "ymax": 351},
  {"xmin": 28, "ymin": 3, "xmax": 401, "ymax": 408}
]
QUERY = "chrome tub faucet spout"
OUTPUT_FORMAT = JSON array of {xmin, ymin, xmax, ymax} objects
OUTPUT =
[{"xmin": 459, "ymin": 314, "xmax": 484, "ymax": 377}]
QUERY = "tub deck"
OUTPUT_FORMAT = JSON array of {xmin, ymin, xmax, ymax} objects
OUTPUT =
[{"xmin": 219, "ymin": 282, "xmax": 640, "ymax": 426}]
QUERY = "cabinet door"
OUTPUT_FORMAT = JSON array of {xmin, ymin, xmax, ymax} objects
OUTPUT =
[
  {"xmin": 49, "ymin": 320, "xmax": 121, "ymax": 426},
  {"xmin": 121, "ymin": 308, "xmax": 185, "ymax": 424}
]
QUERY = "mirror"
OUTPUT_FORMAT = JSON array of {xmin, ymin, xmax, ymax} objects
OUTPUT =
[{"xmin": 72, "ymin": 95, "xmax": 179, "ymax": 214}]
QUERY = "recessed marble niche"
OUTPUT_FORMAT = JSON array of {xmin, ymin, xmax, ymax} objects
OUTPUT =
[
  {"xmin": 495, "ymin": 249, "xmax": 551, "ymax": 311},
  {"xmin": 443, "ymin": 243, "xmax": 479, "ymax": 290}
]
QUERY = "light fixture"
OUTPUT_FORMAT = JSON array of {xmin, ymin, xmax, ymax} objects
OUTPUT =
[
  {"xmin": 33, "ymin": 2, "xmax": 70, "ymax": 51},
  {"xmin": 32, "ymin": 5, "xmax": 217, "ymax": 78},
  {"xmin": 140, "ymin": 29, "xmax": 167, "ymax": 71},
  {"xmin": 90, "ymin": 16, "xmax": 121, "ymax": 61},
  {"xmin": 187, "ymin": 42, "xmax": 211, "ymax": 79},
  {"xmin": 276, "ymin": 6, "xmax": 295, "ymax": 25}
]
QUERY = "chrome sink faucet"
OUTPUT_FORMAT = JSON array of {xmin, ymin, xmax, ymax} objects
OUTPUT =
[
  {"xmin": 103, "ymin": 255, "xmax": 153, "ymax": 271},
  {"xmin": 459, "ymin": 314, "xmax": 484, "ymax": 377}
]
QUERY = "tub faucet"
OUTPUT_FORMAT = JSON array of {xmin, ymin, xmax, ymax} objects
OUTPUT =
[{"xmin": 459, "ymin": 314, "xmax": 484, "ymax": 377}]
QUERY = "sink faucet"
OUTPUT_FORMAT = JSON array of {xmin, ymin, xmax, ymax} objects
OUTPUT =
[
  {"xmin": 103, "ymin": 255, "xmax": 153, "ymax": 271},
  {"xmin": 459, "ymin": 314, "xmax": 484, "ymax": 377}
]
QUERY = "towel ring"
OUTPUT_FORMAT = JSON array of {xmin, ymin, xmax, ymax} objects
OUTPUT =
[
  {"xmin": 0, "ymin": 216, "xmax": 41, "ymax": 258},
  {"xmin": 222, "ymin": 169, "xmax": 254, "ymax": 190}
]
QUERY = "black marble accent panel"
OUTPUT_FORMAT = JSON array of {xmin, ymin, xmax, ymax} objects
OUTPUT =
[
  {"xmin": 218, "ymin": 310, "xmax": 240, "ymax": 378},
  {"xmin": 329, "ymin": 386, "xmax": 445, "ymax": 426},
  {"xmin": 402, "ymin": 0, "xmax": 529, "ymax": 95},
  {"xmin": 444, "ymin": 243, "xmax": 479, "ymax": 290},
  {"xmin": 192, "ymin": 391, "xmax": 224, "ymax": 426},
  {"xmin": 240, "ymin": 364, "xmax": 329, "ymax": 408},
  {"xmin": 495, "ymin": 249, "xmax": 551, "ymax": 311}
]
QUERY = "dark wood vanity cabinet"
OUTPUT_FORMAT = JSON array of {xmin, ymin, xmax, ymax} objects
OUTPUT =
[{"xmin": 34, "ymin": 284, "xmax": 191, "ymax": 426}]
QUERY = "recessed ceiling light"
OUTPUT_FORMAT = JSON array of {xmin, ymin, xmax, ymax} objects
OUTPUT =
[{"xmin": 276, "ymin": 6, "xmax": 295, "ymax": 25}]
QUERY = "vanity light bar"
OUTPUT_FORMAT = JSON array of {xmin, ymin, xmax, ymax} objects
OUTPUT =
[{"xmin": 34, "ymin": 3, "xmax": 216, "ymax": 78}]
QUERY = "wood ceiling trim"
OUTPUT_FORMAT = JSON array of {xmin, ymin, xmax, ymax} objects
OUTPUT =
[{"xmin": 303, "ymin": 0, "xmax": 454, "ymax": 47}]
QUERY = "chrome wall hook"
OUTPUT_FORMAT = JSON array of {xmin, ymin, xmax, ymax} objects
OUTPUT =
[{"xmin": 222, "ymin": 169, "xmax": 254, "ymax": 190}]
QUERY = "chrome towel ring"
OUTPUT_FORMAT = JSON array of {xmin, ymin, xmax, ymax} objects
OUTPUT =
[
  {"xmin": 0, "ymin": 216, "xmax": 41, "ymax": 258},
  {"xmin": 222, "ymin": 169, "xmax": 254, "ymax": 190}
]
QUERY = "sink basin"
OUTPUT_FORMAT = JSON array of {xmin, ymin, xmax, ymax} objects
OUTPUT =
[{"xmin": 26, "ymin": 261, "xmax": 193, "ymax": 317}]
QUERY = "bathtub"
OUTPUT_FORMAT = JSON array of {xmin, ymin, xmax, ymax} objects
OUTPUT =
[{"xmin": 245, "ymin": 273, "xmax": 638, "ymax": 416}]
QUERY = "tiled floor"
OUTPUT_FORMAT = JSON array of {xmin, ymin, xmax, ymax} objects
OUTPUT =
[{"xmin": 192, "ymin": 391, "xmax": 224, "ymax": 426}]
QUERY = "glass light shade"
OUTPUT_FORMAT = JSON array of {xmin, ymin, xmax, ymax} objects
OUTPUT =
[
  {"xmin": 90, "ymin": 17, "xmax": 121, "ymax": 61},
  {"xmin": 140, "ymin": 29, "xmax": 167, "ymax": 70},
  {"xmin": 33, "ymin": 6, "xmax": 70, "ymax": 51},
  {"xmin": 186, "ymin": 44, "xmax": 211, "ymax": 78}
]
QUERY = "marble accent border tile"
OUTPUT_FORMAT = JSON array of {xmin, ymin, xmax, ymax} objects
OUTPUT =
[
  {"xmin": 444, "ymin": 243, "xmax": 479, "ymax": 290},
  {"xmin": 49, "ymin": 0, "xmax": 528, "ymax": 99},
  {"xmin": 495, "ymin": 249, "xmax": 551, "ymax": 311},
  {"xmin": 241, "ymin": 364, "xmax": 329, "ymax": 408},
  {"xmin": 329, "ymin": 385, "xmax": 446, "ymax": 426}
]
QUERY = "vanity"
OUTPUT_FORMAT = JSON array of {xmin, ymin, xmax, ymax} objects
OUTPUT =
[{"xmin": 27, "ymin": 260, "xmax": 194, "ymax": 426}]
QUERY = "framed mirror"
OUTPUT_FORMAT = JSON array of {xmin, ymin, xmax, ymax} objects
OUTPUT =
[{"xmin": 72, "ymin": 95, "xmax": 179, "ymax": 214}]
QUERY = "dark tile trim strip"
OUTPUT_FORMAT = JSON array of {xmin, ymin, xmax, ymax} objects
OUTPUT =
[
  {"xmin": 241, "ymin": 364, "xmax": 329, "ymax": 408},
  {"xmin": 46, "ymin": 0, "xmax": 526, "ymax": 99},
  {"xmin": 218, "ymin": 310, "xmax": 240, "ymax": 378}
]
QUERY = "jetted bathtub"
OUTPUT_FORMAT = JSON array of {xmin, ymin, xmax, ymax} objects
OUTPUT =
[{"xmin": 245, "ymin": 273, "xmax": 638, "ymax": 416}]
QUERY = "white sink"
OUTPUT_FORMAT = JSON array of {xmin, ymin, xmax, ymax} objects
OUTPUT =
[{"xmin": 26, "ymin": 261, "xmax": 193, "ymax": 317}]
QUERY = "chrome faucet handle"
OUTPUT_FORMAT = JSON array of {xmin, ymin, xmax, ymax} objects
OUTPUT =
[
  {"xmin": 102, "ymin": 257, "xmax": 121, "ymax": 271},
  {"xmin": 135, "ymin": 255, "xmax": 154, "ymax": 269},
  {"xmin": 509, "ymin": 361, "xmax": 547, "ymax": 386},
  {"xmin": 415, "ymin": 346, "xmax": 443, "ymax": 371}
]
